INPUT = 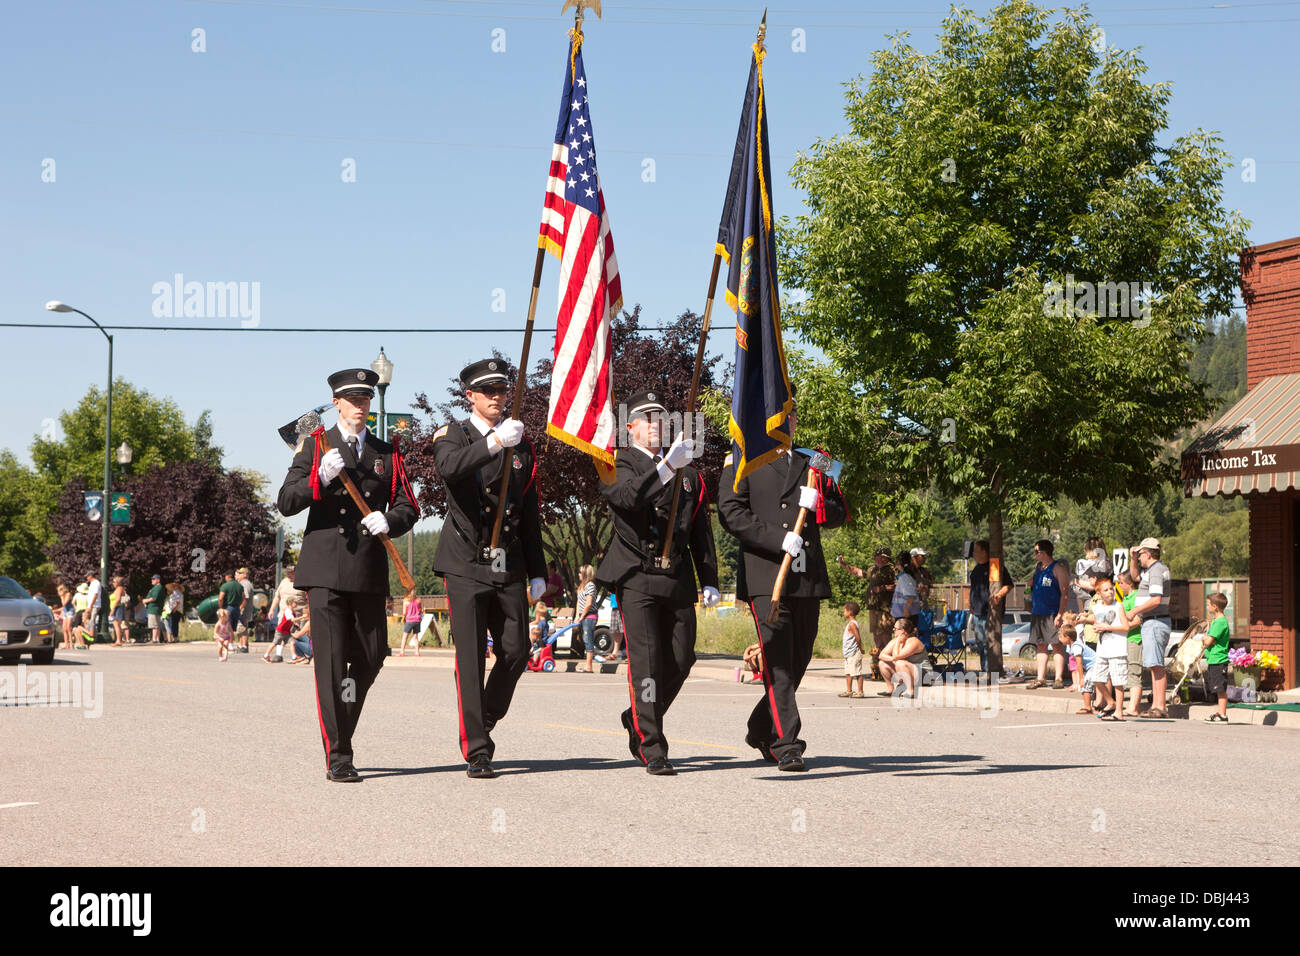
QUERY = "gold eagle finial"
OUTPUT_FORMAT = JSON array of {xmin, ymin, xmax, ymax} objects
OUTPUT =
[{"xmin": 561, "ymin": 0, "xmax": 602, "ymax": 19}]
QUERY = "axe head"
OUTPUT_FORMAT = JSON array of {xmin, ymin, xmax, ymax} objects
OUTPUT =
[
  {"xmin": 798, "ymin": 447, "xmax": 842, "ymax": 482},
  {"xmin": 277, "ymin": 405, "xmax": 330, "ymax": 448}
]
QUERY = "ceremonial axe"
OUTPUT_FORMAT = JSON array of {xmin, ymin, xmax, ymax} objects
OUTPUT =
[
  {"xmin": 293, "ymin": 409, "xmax": 416, "ymax": 592},
  {"xmin": 767, "ymin": 448, "xmax": 839, "ymax": 624}
]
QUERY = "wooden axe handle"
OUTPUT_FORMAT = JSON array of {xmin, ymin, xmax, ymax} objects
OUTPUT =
[
  {"xmin": 766, "ymin": 470, "xmax": 819, "ymax": 624},
  {"xmin": 316, "ymin": 433, "xmax": 416, "ymax": 592}
]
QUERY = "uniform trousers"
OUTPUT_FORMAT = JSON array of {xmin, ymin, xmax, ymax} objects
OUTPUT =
[
  {"xmin": 307, "ymin": 587, "xmax": 388, "ymax": 772},
  {"xmin": 616, "ymin": 585, "xmax": 697, "ymax": 763},
  {"xmin": 445, "ymin": 572, "xmax": 529, "ymax": 761},
  {"xmin": 745, "ymin": 594, "xmax": 821, "ymax": 760}
]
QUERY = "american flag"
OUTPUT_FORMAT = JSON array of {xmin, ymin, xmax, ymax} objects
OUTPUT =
[{"xmin": 539, "ymin": 35, "xmax": 622, "ymax": 479}]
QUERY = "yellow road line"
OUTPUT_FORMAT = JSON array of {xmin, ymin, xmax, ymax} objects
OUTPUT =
[
  {"xmin": 130, "ymin": 675, "xmax": 199, "ymax": 685},
  {"xmin": 542, "ymin": 722, "xmax": 743, "ymax": 751}
]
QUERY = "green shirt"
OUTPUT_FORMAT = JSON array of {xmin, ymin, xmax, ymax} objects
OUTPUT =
[
  {"xmin": 219, "ymin": 580, "xmax": 245, "ymax": 609},
  {"xmin": 1121, "ymin": 591, "xmax": 1142, "ymax": 644},
  {"xmin": 145, "ymin": 584, "xmax": 166, "ymax": 615},
  {"xmin": 1205, "ymin": 616, "xmax": 1230, "ymax": 665}
]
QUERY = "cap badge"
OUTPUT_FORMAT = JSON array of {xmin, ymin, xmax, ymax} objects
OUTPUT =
[
  {"xmin": 356, "ymin": 371, "xmax": 365, "ymax": 380},
  {"xmin": 489, "ymin": 361, "xmax": 498, "ymax": 371},
  {"xmin": 647, "ymin": 392, "xmax": 656, "ymax": 401}
]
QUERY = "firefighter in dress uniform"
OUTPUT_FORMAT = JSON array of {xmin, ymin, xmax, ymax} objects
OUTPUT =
[
  {"xmin": 717, "ymin": 399, "xmax": 847, "ymax": 771},
  {"xmin": 595, "ymin": 390, "xmax": 720, "ymax": 776},
  {"xmin": 431, "ymin": 359, "xmax": 546, "ymax": 779},
  {"xmin": 277, "ymin": 368, "xmax": 419, "ymax": 782}
]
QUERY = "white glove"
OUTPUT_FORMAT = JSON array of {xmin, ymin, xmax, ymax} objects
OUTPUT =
[
  {"xmin": 361, "ymin": 511, "xmax": 389, "ymax": 536},
  {"xmin": 798, "ymin": 485, "xmax": 819, "ymax": 511},
  {"xmin": 702, "ymin": 586, "xmax": 721, "ymax": 608},
  {"xmin": 318, "ymin": 448, "xmax": 345, "ymax": 486},
  {"xmin": 664, "ymin": 435, "xmax": 695, "ymax": 470},
  {"xmin": 529, "ymin": 577, "xmax": 546, "ymax": 601},
  {"xmin": 491, "ymin": 418, "xmax": 524, "ymax": 453},
  {"xmin": 781, "ymin": 531, "xmax": 804, "ymax": 557}
]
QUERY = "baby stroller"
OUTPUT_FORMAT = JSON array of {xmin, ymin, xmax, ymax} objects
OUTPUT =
[{"xmin": 1166, "ymin": 617, "xmax": 1208, "ymax": 704}]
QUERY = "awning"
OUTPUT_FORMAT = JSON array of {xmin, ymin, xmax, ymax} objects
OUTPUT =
[{"xmin": 1182, "ymin": 372, "xmax": 1300, "ymax": 497}]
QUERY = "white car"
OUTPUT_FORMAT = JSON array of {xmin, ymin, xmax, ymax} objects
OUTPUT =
[{"xmin": 0, "ymin": 576, "xmax": 58, "ymax": 664}]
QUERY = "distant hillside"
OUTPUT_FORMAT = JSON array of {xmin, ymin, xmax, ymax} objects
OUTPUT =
[{"xmin": 1189, "ymin": 314, "xmax": 1247, "ymax": 417}]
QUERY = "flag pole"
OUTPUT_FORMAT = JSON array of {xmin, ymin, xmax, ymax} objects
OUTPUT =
[
  {"xmin": 490, "ymin": 0, "xmax": 602, "ymax": 557},
  {"xmin": 489, "ymin": 247, "xmax": 545, "ymax": 557},
  {"xmin": 657, "ymin": 253, "xmax": 719, "ymax": 568},
  {"xmin": 658, "ymin": 11, "xmax": 765, "ymax": 570}
]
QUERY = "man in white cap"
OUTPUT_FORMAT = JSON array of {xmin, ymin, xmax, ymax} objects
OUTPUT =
[
  {"xmin": 910, "ymin": 547, "xmax": 933, "ymax": 606},
  {"xmin": 1130, "ymin": 538, "xmax": 1172, "ymax": 718}
]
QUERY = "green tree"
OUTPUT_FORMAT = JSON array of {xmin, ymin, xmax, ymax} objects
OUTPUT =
[
  {"xmin": 779, "ymin": 0, "xmax": 1249, "ymax": 572},
  {"xmin": 0, "ymin": 451, "xmax": 53, "ymax": 587},
  {"xmin": 30, "ymin": 379, "xmax": 214, "ymax": 490},
  {"xmin": 1165, "ymin": 510, "xmax": 1248, "ymax": 578}
]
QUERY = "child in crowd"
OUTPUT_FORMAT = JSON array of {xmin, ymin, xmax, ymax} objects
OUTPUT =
[
  {"xmin": 840, "ymin": 601, "xmax": 865, "ymax": 698},
  {"xmin": 1202, "ymin": 592, "xmax": 1230, "ymax": 723},
  {"xmin": 214, "ymin": 608, "xmax": 234, "ymax": 662},
  {"xmin": 290, "ymin": 603, "xmax": 313, "ymax": 663},
  {"xmin": 1061, "ymin": 613, "xmax": 1098, "ymax": 714},
  {"xmin": 398, "ymin": 587, "xmax": 423, "ymax": 657},
  {"xmin": 1087, "ymin": 577, "xmax": 1131, "ymax": 721},
  {"xmin": 529, "ymin": 602, "xmax": 549, "ymax": 655},
  {"xmin": 265, "ymin": 598, "xmax": 299, "ymax": 662}
]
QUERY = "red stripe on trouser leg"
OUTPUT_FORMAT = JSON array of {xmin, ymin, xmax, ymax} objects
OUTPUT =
[
  {"xmin": 446, "ymin": 577, "xmax": 469, "ymax": 761},
  {"xmin": 311, "ymin": 664, "xmax": 331, "ymax": 768},
  {"xmin": 748, "ymin": 599, "xmax": 784, "ymax": 739},
  {"xmin": 619, "ymin": 607, "xmax": 647, "ymax": 763}
]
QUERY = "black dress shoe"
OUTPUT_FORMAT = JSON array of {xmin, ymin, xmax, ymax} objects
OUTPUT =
[
  {"xmin": 645, "ymin": 758, "xmax": 676, "ymax": 776},
  {"xmin": 777, "ymin": 753, "xmax": 807, "ymax": 772},
  {"xmin": 467, "ymin": 756, "xmax": 496, "ymax": 779},
  {"xmin": 325, "ymin": 764, "xmax": 361, "ymax": 783},
  {"xmin": 745, "ymin": 733, "xmax": 777, "ymax": 764},
  {"xmin": 620, "ymin": 709, "xmax": 642, "ymax": 762}
]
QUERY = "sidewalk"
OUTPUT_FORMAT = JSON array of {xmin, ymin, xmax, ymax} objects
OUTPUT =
[{"xmin": 380, "ymin": 646, "xmax": 1300, "ymax": 729}]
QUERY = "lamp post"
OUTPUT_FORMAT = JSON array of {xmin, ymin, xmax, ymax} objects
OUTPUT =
[
  {"xmin": 116, "ymin": 441, "xmax": 133, "ymax": 478},
  {"xmin": 47, "ymin": 300, "xmax": 113, "ymax": 643},
  {"xmin": 371, "ymin": 346, "xmax": 393, "ymax": 440}
]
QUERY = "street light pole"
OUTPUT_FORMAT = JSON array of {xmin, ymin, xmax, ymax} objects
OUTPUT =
[
  {"xmin": 48, "ymin": 301, "xmax": 113, "ymax": 643},
  {"xmin": 371, "ymin": 347, "xmax": 393, "ymax": 441}
]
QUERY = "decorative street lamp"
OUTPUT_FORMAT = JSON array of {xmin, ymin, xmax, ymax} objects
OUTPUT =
[
  {"xmin": 46, "ymin": 300, "xmax": 114, "ymax": 643},
  {"xmin": 116, "ymin": 441, "xmax": 133, "ymax": 477},
  {"xmin": 371, "ymin": 346, "xmax": 394, "ymax": 440}
]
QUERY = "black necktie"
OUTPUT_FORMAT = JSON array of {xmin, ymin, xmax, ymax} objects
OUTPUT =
[{"xmin": 345, "ymin": 435, "xmax": 358, "ymax": 463}]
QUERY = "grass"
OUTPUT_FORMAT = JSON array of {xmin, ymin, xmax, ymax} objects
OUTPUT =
[{"xmin": 696, "ymin": 604, "xmax": 850, "ymax": 659}]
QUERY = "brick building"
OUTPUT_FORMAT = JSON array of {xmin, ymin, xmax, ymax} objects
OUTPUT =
[{"xmin": 1183, "ymin": 235, "xmax": 1300, "ymax": 689}]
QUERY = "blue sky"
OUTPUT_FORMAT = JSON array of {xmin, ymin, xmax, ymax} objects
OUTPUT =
[{"xmin": 3, "ymin": 0, "xmax": 1296, "ymax": 535}]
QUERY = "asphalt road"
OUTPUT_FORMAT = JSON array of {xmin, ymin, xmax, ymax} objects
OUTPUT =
[{"xmin": 3, "ymin": 644, "xmax": 1295, "ymax": 866}]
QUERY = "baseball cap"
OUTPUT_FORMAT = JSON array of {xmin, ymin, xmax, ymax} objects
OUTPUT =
[
  {"xmin": 1137, "ymin": 537, "xmax": 1160, "ymax": 552},
  {"xmin": 874, "ymin": 547, "xmax": 891, "ymax": 558},
  {"xmin": 910, "ymin": 547, "xmax": 928, "ymax": 557}
]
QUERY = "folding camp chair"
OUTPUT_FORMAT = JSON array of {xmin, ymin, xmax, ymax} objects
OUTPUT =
[{"xmin": 933, "ymin": 609, "xmax": 969, "ymax": 674}]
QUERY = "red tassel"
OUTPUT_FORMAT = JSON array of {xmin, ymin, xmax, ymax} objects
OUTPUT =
[
  {"xmin": 813, "ymin": 447, "xmax": 827, "ymax": 524},
  {"xmin": 390, "ymin": 434, "xmax": 399, "ymax": 502},
  {"xmin": 309, "ymin": 427, "xmax": 325, "ymax": 501}
]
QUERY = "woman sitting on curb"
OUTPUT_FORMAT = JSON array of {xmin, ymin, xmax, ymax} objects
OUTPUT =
[{"xmin": 877, "ymin": 617, "xmax": 928, "ymax": 699}]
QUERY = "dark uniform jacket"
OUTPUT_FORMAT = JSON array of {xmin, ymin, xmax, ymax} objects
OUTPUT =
[
  {"xmin": 595, "ymin": 445, "xmax": 719, "ymax": 601},
  {"xmin": 430, "ymin": 418, "xmax": 546, "ymax": 586},
  {"xmin": 277, "ymin": 426, "xmax": 418, "ymax": 594},
  {"xmin": 717, "ymin": 449, "xmax": 847, "ymax": 602}
]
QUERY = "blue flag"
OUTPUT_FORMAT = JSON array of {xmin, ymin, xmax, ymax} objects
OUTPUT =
[{"xmin": 717, "ymin": 42, "xmax": 793, "ymax": 490}]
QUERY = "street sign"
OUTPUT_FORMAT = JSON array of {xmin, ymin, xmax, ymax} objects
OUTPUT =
[
  {"xmin": 110, "ymin": 492, "xmax": 131, "ymax": 524},
  {"xmin": 83, "ymin": 492, "xmax": 103, "ymax": 522}
]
